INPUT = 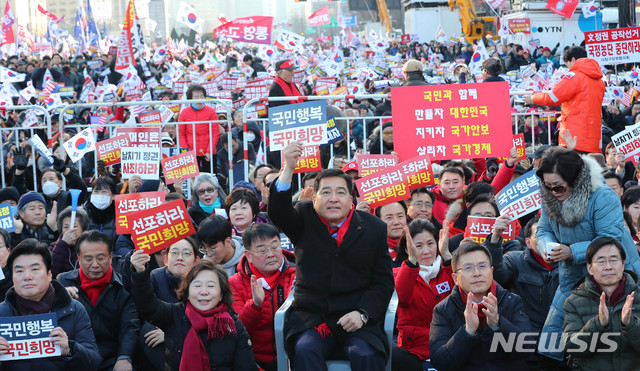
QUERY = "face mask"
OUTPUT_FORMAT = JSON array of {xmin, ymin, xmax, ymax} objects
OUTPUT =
[
  {"xmin": 245, "ymin": 132, "xmax": 256, "ymax": 142},
  {"xmin": 42, "ymin": 181, "xmax": 60, "ymax": 197},
  {"xmin": 91, "ymin": 194, "xmax": 112, "ymax": 210}
]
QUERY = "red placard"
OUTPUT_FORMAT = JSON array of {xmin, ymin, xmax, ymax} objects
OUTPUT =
[
  {"xmin": 138, "ymin": 110, "xmax": 163, "ymax": 125},
  {"xmin": 391, "ymin": 82, "xmax": 512, "ymax": 161},
  {"xmin": 294, "ymin": 146, "xmax": 321, "ymax": 174},
  {"xmin": 161, "ymin": 151, "xmax": 199, "ymax": 184},
  {"xmin": 512, "ymin": 133, "xmax": 527, "ymax": 161},
  {"xmin": 355, "ymin": 164, "xmax": 410, "ymax": 208},
  {"xmin": 401, "ymin": 34, "xmax": 411, "ymax": 44},
  {"xmin": 308, "ymin": 6, "xmax": 330, "ymax": 27},
  {"xmin": 95, "ymin": 134, "xmax": 130, "ymax": 166},
  {"xmin": 212, "ymin": 16, "xmax": 273, "ymax": 45},
  {"xmin": 356, "ymin": 154, "xmax": 399, "ymax": 177},
  {"xmin": 397, "ymin": 156, "xmax": 435, "ymax": 189},
  {"xmin": 117, "ymin": 127, "xmax": 161, "ymax": 147},
  {"xmin": 508, "ymin": 18, "xmax": 531, "ymax": 34},
  {"xmin": 464, "ymin": 216, "xmax": 516, "ymax": 244},
  {"xmin": 129, "ymin": 199, "xmax": 196, "ymax": 254},
  {"xmin": 546, "ymin": 0, "xmax": 578, "ymax": 19},
  {"xmin": 585, "ymin": 27, "xmax": 640, "ymax": 66},
  {"xmin": 115, "ymin": 191, "xmax": 165, "ymax": 234}
]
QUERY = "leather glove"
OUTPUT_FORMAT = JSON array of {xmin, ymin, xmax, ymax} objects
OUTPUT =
[{"xmin": 13, "ymin": 148, "xmax": 27, "ymax": 170}]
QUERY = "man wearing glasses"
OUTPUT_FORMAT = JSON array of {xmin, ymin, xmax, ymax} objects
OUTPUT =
[
  {"xmin": 197, "ymin": 215, "xmax": 245, "ymax": 276},
  {"xmin": 564, "ymin": 237, "xmax": 640, "ymax": 369},
  {"xmin": 430, "ymin": 242, "xmax": 532, "ymax": 370},
  {"xmin": 230, "ymin": 223, "xmax": 296, "ymax": 371}
]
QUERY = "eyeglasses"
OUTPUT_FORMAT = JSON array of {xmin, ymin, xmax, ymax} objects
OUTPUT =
[
  {"xmin": 412, "ymin": 202, "xmax": 432, "ymax": 209},
  {"xmin": 249, "ymin": 246, "xmax": 281, "ymax": 256},
  {"xmin": 382, "ymin": 131, "xmax": 393, "ymax": 136},
  {"xmin": 199, "ymin": 247, "xmax": 217, "ymax": 256},
  {"xmin": 543, "ymin": 184, "xmax": 567, "ymax": 194},
  {"xmin": 594, "ymin": 257, "xmax": 621, "ymax": 267},
  {"xmin": 197, "ymin": 187, "xmax": 217, "ymax": 196},
  {"xmin": 81, "ymin": 255, "xmax": 109, "ymax": 264},
  {"xmin": 168, "ymin": 250, "xmax": 193, "ymax": 258},
  {"xmin": 455, "ymin": 262, "xmax": 490, "ymax": 274},
  {"xmin": 264, "ymin": 182, "xmax": 272, "ymax": 188}
]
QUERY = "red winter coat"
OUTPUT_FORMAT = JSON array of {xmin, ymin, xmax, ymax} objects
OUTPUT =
[
  {"xmin": 177, "ymin": 105, "xmax": 219, "ymax": 155},
  {"xmin": 533, "ymin": 58, "xmax": 605, "ymax": 153},
  {"xmin": 431, "ymin": 184, "xmax": 460, "ymax": 225},
  {"xmin": 229, "ymin": 250, "xmax": 296, "ymax": 364},
  {"xmin": 394, "ymin": 261, "xmax": 454, "ymax": 360}
]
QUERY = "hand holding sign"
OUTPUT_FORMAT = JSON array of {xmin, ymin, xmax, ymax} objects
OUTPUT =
[
  {"xmin": 282, "ymin": 141, "xmax": 304, "ymax": 172},
  {"xmin": 491, "ymin": 215, "xmax": 511, "ymax": 243},
  {"xmin": 130, "ymin": 249, "xmax": 151, "ymax": 273}
]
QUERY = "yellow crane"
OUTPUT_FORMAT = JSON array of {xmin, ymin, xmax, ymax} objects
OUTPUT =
[
  {"xmin": 448, "ymin": 0, "xmax": 496, "ymax": 42},
  {"xmin": 376, "ymin": 0, "xmax": 393, "ymax": 33}
]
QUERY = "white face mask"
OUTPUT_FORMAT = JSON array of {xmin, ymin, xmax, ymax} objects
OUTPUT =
[
  {"xmin": 91, "ymin": 194, "xmax": 112, "ymax": 210},
  {"xmin": 42, "ymin": 181, "xmax": 60, "ymax": 197},
  {"xmin": 245, "ymin": 132, "xmax": 256, "ymax": 142}
]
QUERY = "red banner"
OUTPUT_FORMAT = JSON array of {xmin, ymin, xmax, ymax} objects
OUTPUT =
[
  {"xmin": 546, "ymin": 0, "xmax": 579, "ymax": 19},
  {"xmin": 308, "ymin": 6, "xmax": 330, "ymax": 27},
  {"xmin": 391, "ymin": 82, "xmax": 513, "ymax": 161},
  {"xmin": 355, "ymin": 164, "xmax": 409, "ymax": 208},
  {"xmin": 508, "ymin": 18, "xmax": 531, "ymax": 34},
  {"xmin": 115, "ymin": 191, "xmax": 165, "ymax": 234},
  {"xmin": 138, "ymin": 110, "xmax": 162, "ymax": 125},
  {"xmin": 513, "ymin": 133, "xmax": 527, "ymax": 161},
  {"xmin": 398, "ymin": 156, "xmax": 435, "ymax": 189},
  {"xmin": 117, "ymin": 127, "xmax": 161, "ymax": 147},
  {"xmin": 129, "ymin": 199, "xmax": 196, "ymax": 254},
  {"xmin": 96, "ymin": 135, "xmax": 130, "ymax": 166},
  {"xmin": 161, "ymin": 151, "xmax": 199, "ymax": 184},
  {"xmin": 293, "ymin": 146, "xmax": 322, "ymax": 174},
  {"xmin": 213, "ymin": 16, "xmax": 273, "ymax": 45},
  {"xmin": 585, "ymin": 27, "xmax": 640, "ymax": 66},
  {"xmin": 356, "ymin": 154, "xmax": 399, "ymax": 177},
  {"xmin": 401, "ymin": 34, "xmax": 411, "ymax": 44},
  {"xmin": 115, "ymin": 0, "xmax": 137, "ymax": 70},
  {"xmin": 464, "ymin": 216, "xmax": 516, "ymax": 244},
  {"xmin": 37, "ymin": 5, "xmax": 62, "ymax": 23}
]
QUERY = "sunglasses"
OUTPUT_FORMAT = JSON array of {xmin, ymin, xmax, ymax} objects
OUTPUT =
[{"xmin": 543, "ymin": 184, "xmax": 567, "ymax": 194}]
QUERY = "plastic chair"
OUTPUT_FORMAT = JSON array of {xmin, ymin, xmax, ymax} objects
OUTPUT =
[{"xmin": 274, "ymin": 287, "xmax": 398, "ymax": 371}]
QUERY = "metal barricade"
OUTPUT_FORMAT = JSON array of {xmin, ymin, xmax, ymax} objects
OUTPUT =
[
  {"xmin": 59, "ymin": 99, "xmax": 236, "ymax": 190},
  {"xmin": 242, "ymin": 94, "xmax": 391, "ymax": 182},
  {"xmin": 0, "ymin": 105, "xmax": 52, "ymax": 190}
]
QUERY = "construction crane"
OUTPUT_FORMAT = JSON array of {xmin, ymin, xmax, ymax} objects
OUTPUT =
[
  {"xmin": 448, "ymin": 0, "xmax": 496, "ymax": 42},
  {"xmin": 376, "ymin": 0, "xmax": 393, "ymax": 33}
]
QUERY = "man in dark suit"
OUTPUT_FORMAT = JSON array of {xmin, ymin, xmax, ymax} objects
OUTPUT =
[{"xmin": 268, "ymin": 141, "xmax": 394, "ymax": 371}]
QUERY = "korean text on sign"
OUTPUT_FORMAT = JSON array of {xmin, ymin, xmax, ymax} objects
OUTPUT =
[
  {"xmin": 161, "ymin": 151, "xmax": 199, "ymax": 184},
  {"xmin": 268, "ymin": 100, "xmax": 328, "ymax": 151},
  {"xmin": 355, "ymin": 164, "xmax": 409, "ymax": 208},
  {"xmin": 130, "ymin": 199, "xmax": 196, "ymax": 255},
  {"xmin": 463, "ymin": 216, "xmax": 517, "ymax": 244},
  {"xmin": 0, "ymin": 202, "xmax": 15, "ymax": 232},
  {"xmin": 121, "ymin": 147, "xmax": 161, "ymax": 180},
  {"xmin": 292, "ymin": 146, "xmax": 321, "ymax": 174},
  {"xmin": 324, "ymin": 115, "xmax": 344, "ymax": 146},
  {"xmin": 585, "ymin": 27, "xmax": 640, "ymax": 65},
  {"xmin": 391, "ymin": 82, "xmax": 512, "ymax": 161},
  {"xmin": 0, "ymin": 313, "xmax": 60, "ymax": 361},
  {"xmin": 115, "ymin": 191, "xmax": 165, "ymax": 234},
  {"xmin": 397, "ymin": 156, "xmax": 435, "ymax": 190},
  {"xmin": 116, "ymin": 127, "xmax": 161, "ymax": 148},
  {"xmin": 612, "ymin": 122, "xmax": 640, "ymax": 158},
  {"xmin": 357, "ymin": 154, "xmax": 399, "ymax": 177},
  {"xmin": 96, "ymin": 134, "xmax": 131, "ymax": 166},
  {"xmin": 496, "ymin": 170, "xmax": 542, "ymax": 220}
]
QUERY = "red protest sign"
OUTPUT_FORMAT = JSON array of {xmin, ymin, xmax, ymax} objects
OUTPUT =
[
  {"xmin": 294, "ymin": 146, "xmax": 321, "ymax": 174},
  {"xmin": 513, "ymin": 133, "xmax": 527, "ymax": 161},
  {"xmin": 161, "ymin": 150, "xmax": 199, "ymax": 184},
  {"xmin": 138, "ymin": 110, "xmax": 163, "ymax": 125},
  {"xmin": 115, "ymin": 191, "xmax": 165, "ymax": 234},
  {"xmin": 585, "ymin": 27, "xmax": 640, "ymax": 66},
  {"xmin": 508, "ymin": 18, "xmax": 531, "ymax": 34},
  {"xmin": 397, "ymin": 156, "xmax": 435, "ymax": 189},
  {"xmin": 391, "ymin": 82, "xmax": 512, "ymax": 161},
  {"xmin": 463, "ymin": 216, "xmax": 516, "ymax": 244},
  {"xmin": 401, "ymin": 34, "xmax": 411, "ymax": 44},
  {"xmin": 357, "ymin": 154, "xmax": 399, "ymax": 177},
  {"xmin": 355, "ymin": 164, "xmax": 410, "ymax": 208},
  {"xmin": 117, "ymin": 127, "xmax": 161, "ymax": 147},
  {"xmin": 130, "ymin": 199, "xmax": 195, "ymax": 254},
  {"xmin": 213, "ymin": 16, "xmax": 273, "ymax": 44},
  {"xmin": 96, "ymin": 135, "xmax": 130, "ymax": 166},
  {"xmin": 308, "ymin": 6, "xmax": 330, "ymax": 26}
]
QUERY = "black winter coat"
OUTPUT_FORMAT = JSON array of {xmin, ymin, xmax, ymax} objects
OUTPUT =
[
  {"xmin": 429, "ymin": 283, "xmax": 533, "ymax": 371},
  {"xmin": 268, "ymin": 183, "xmax": 394, "ymax": 358},
  {"xmin": 57, "ymin": 269, "xmax": 140, "ymax": 370},
  {"xmin": 131, "ymin": 268, "xmax": 258, "ymax": 371}
]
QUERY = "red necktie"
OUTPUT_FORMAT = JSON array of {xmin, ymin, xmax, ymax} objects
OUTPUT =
[{"xmin": 328, "ymin": 226, "xmax": 339, "ymax": 238}]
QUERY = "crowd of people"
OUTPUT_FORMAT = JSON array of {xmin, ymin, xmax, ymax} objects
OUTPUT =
[{"xmin": 0, "ymin": 33, "xmax": 638, "ymax": 371}]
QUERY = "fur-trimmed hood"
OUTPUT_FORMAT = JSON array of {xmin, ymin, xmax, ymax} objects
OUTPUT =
[{"xmin": 539, "ymin": 155, "xmax": 604, "ymax": 227}]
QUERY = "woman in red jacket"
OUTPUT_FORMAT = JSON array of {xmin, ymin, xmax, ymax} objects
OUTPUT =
[
  {"xmin": 178, "ymin": 84, "xmax": 220, "ymax": 173},
  {"xmin": 393, "ymin": 219, "xmax": 454, "ymax": 371}
]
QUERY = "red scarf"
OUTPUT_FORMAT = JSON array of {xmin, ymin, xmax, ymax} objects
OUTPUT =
[
  {"xmin": 318, "ymin": 206, "xmax": 355, "ymax": 246},
  {"xmin": 180, "ymin": 302, "xmax": 236, "ymax": 371},
  {"xmin": 592, "ymin": 276, "xmax": 627, "ymax": 306},
  {"xmin": 530, "ymin": 248, "xmax": 555, "ymax": 271},
  {"xmin": 387, "ymin": 238, "xmax": 399, "ymax": 259},
  {"xmin": 249, "ymin": 261, "xmax": 282, "ymax": 290},
  {"xmin": 458, "ymin": 280, "xmax": 497, "ymax": 327},
  {"xmin": 79, "ymin": 266, "xmax": 113, "ymax": 306},
  {"xmin": 274, "ymin": 76, "xmax": 303, "ymax": 104}
]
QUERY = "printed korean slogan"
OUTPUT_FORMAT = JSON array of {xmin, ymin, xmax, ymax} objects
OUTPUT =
[
  {"xmin": 121, "ymin": 146, "xmax": 161, "ymax": 180},
  {"xmin": 96, "ymin": 135, "xmax": 131, "ymax": 166},
  {"xmin": 130, "ymin": 199, "xmax": 196, "ymax": 255},
  {"xmin": 612, "ymin": 121, "xmax": 640, "ymax": 158},
  {"xmin": 161, "ymin": 150, "xmax": 199, "ymax": 184},
  {"xmin": 355, "ymin": 164, "xmax": 409, "ymax": 208},
  {"xmin": 268, "ymin": 100, "xmax": 327, "ymax": 151},
  {"xmin": 392, "ymin": 82, "xmax": 512, "ymax": 161},
  {"xmin": 357, "ymin": 154, "xmax": 399, "ymax": 177},
  {"xmin": 464, "ymin": 216, "xmax": 517, "ymax": 244},
  {"xmin": 496, "ymin": 169, "xmax": 542, "ymax": 220},
  {"xmin": 115, "ymin": 191, "xmax": 165, "ymax": 234},
  {"xmin": 0, "ymin": 314, "xmax": 61, "ymax": 361},
  {"xmin": 585, "ymin": 27, "xmax": 640, "ymax": 65},
  {"xmin": 0, "ymin": 202, "xmax": 15, "ymax": 232}
]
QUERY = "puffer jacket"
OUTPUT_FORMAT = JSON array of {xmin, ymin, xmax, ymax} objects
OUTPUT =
[
  {"xmin": 564, "ymin": 272, "xmax": 640, "ymax": 371},
  {"xmin": 536, "ymin": 155, "xmax": 640, "ymax": 360},
  {"xmin": 429, "ymin": 282, "xmax": 533, "ymax": 371},
  {"xmin": 431, "ymin": 184, "xmax": 459, "ymax": 225},
  {"xmin": 394, "ymin": 260, "xmax": 454, "ymax": 360},
  {"xmin": 532, "ymin": 58, "xmax": 605, "ymax": 153},
  {"xmin": 177, "ymin": 105, "xmax": 219, "ymax": 156},
  {"xmin": 229, "ymin": 250, "xmax": 296, "ymax": 364}
]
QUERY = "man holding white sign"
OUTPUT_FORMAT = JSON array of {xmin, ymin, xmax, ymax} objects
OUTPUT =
[{"xmin": 0, "ymin": 239, "xmax": 101, "ymax": 369}]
